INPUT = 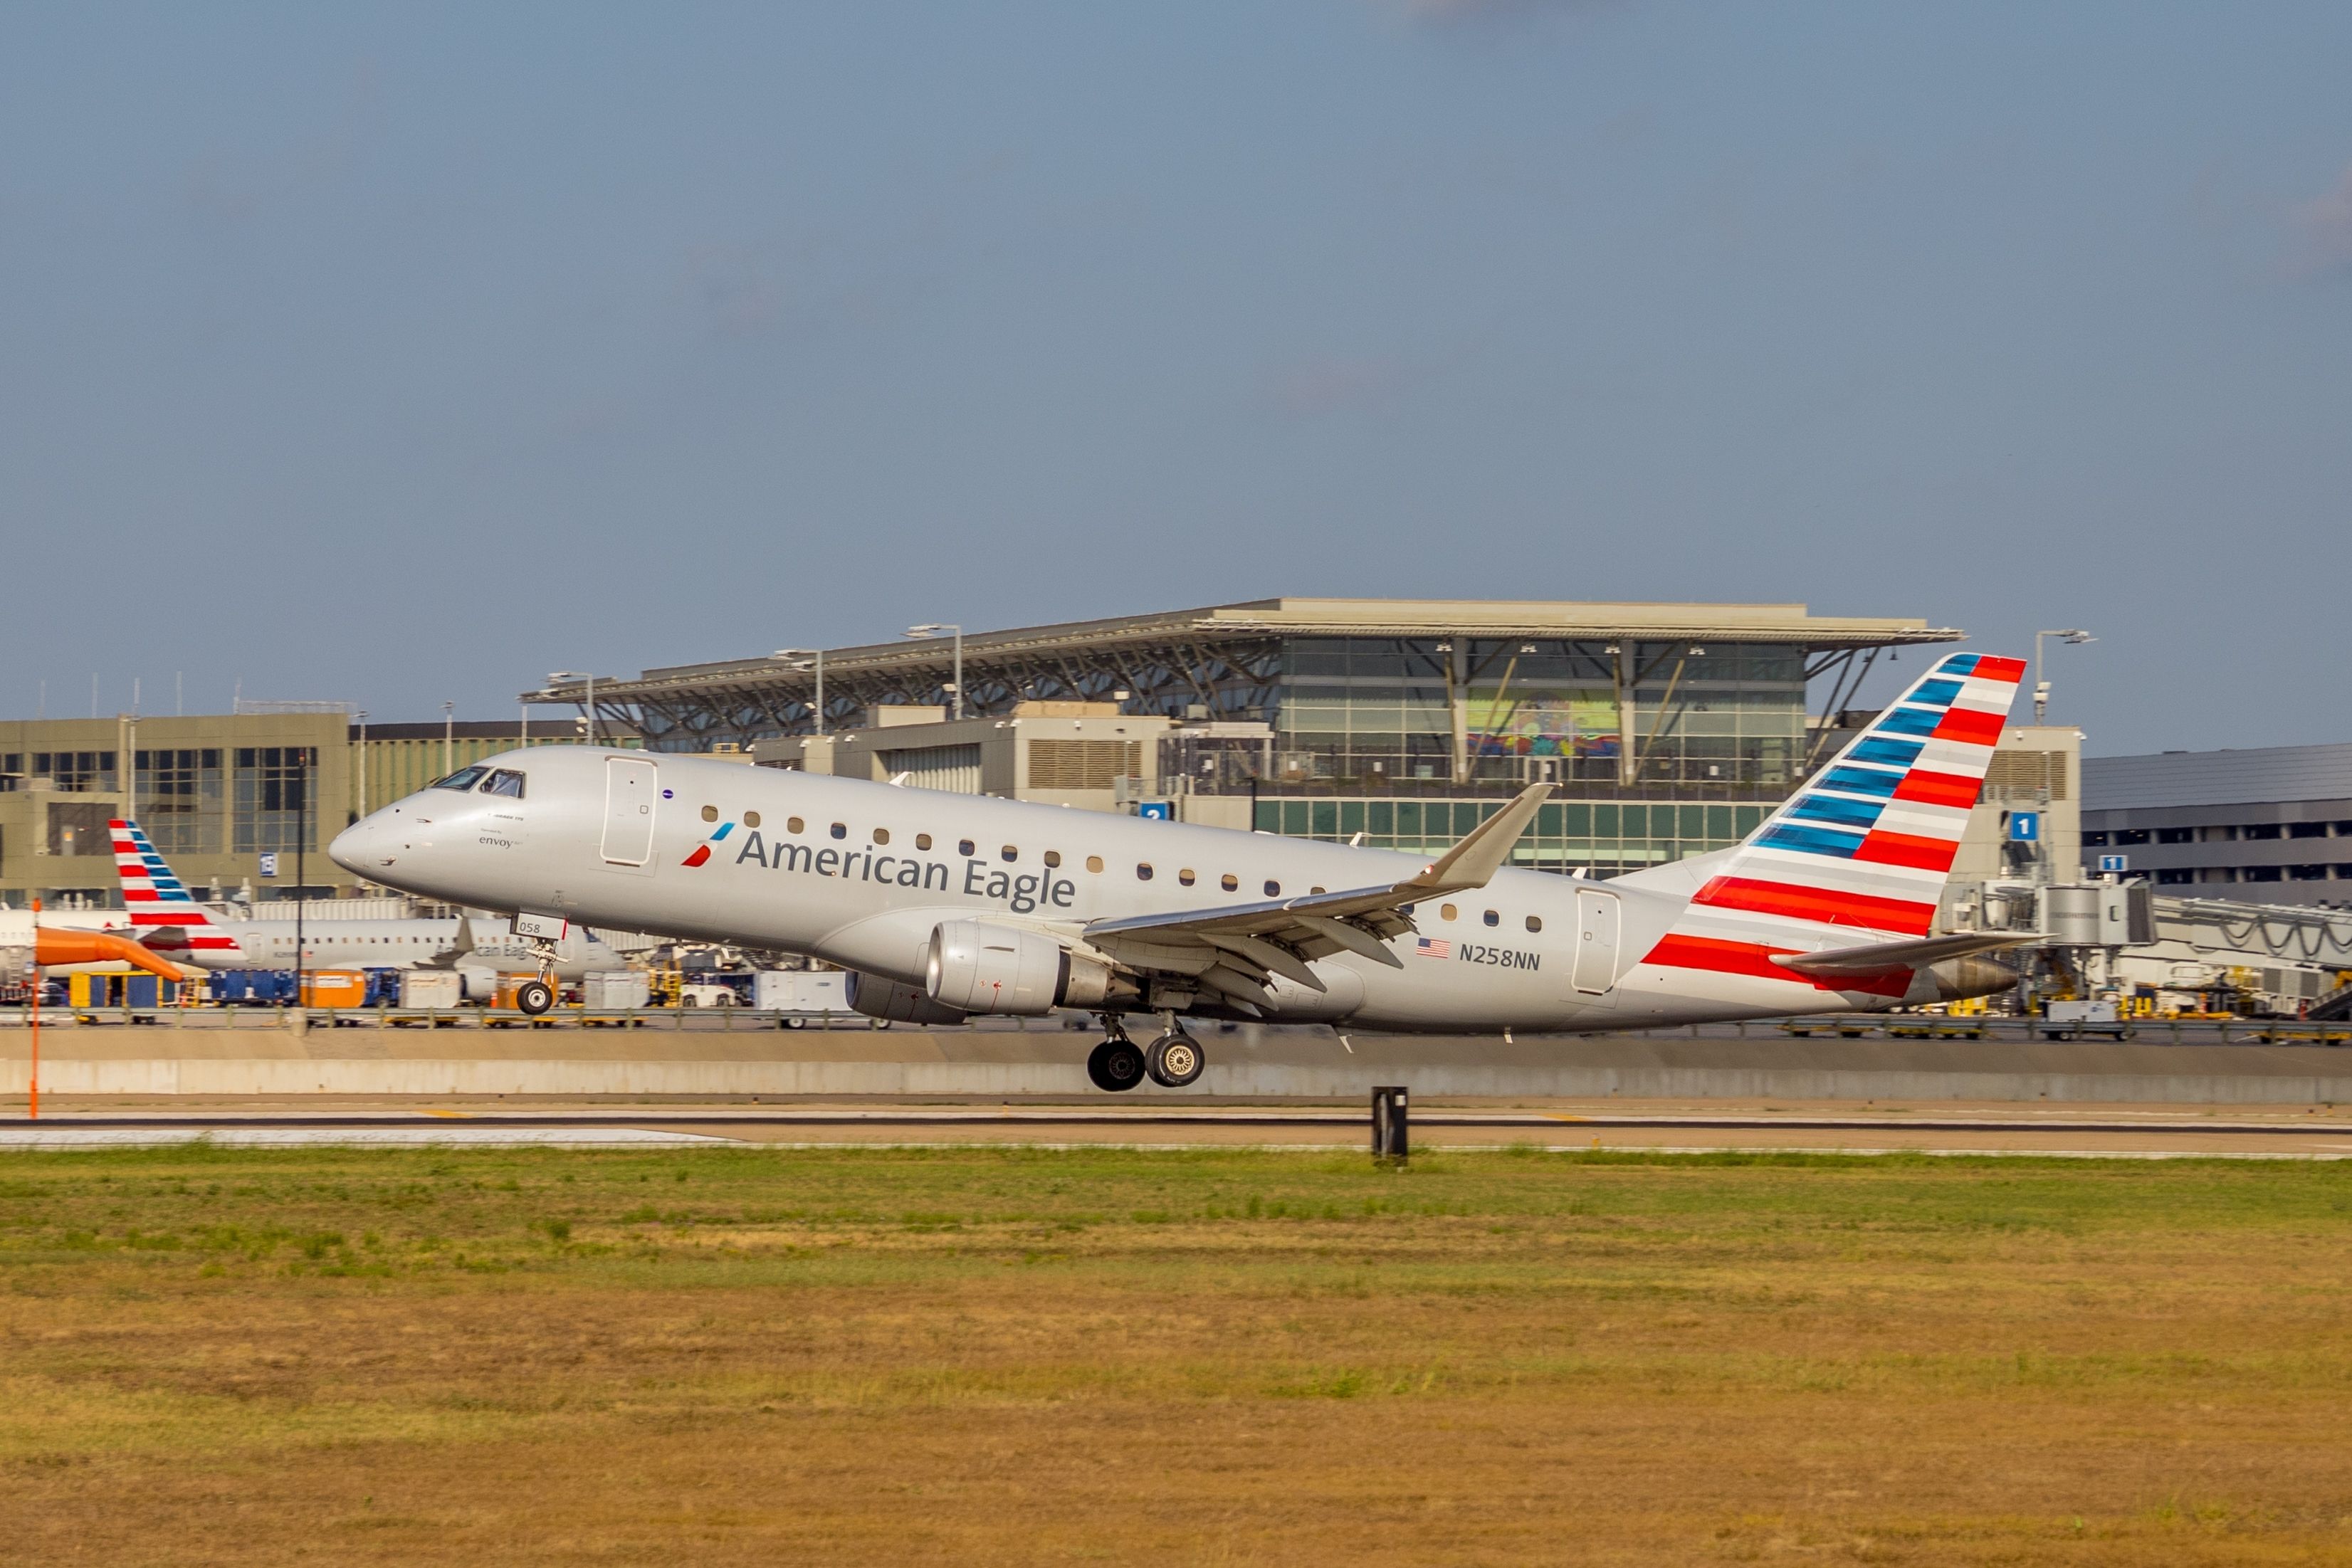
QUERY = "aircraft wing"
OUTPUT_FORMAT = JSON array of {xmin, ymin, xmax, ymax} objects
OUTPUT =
[
  {"xmin": 1770, "ymin": 931, "xmax": 2043, "ymax": 978},
  {"xmin": 1079, "ymin": 784, "xmax": 1553, "ymax": 1011}
]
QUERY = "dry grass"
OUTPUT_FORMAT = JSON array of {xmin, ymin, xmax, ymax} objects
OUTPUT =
[{"xmin": 2, "ymin": 1144, "xmax": 2351, "ymax": 1564}]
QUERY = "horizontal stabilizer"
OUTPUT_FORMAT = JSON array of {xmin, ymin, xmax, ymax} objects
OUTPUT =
[{"xmin": 1771, "ymin": 931, "xmax": 2043, "ymax": 978}]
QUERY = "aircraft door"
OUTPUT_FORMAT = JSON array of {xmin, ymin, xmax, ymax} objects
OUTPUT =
[
  {"xmin": 1571, "ymin": 888, "xmax": 1620, "ymax": 995},
  {"xmin": 600, "ymin": 758, "xmax": 658, "ymax": 866}
]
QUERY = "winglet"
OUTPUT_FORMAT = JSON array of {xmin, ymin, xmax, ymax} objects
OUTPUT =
[{"xmin": 1402, "ymin": 782, "xmax": 1553, "ymax": 896}]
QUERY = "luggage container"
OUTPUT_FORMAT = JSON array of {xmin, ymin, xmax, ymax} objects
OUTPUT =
[
  {"xmin": 300, "ymin": 969, "xmax": 367, "ymax": 1009},
  {"xmin": 754, "ymin": 969, "xmax": 847, "ymax": 1019},
  {"xmin": 582, "ymin": 971, "xmax": 649, "ymax": 1010},
  {"xmin": 68, "ymin": 972, "xmax": 182, "ymax": 1008},
  {"xmin": 398, "ymin": 969, "xmax": 464, "ymax": 1010},
  {"xmin": 209, "ymin": 969, "xmax": 293, "ymax": 1004}
]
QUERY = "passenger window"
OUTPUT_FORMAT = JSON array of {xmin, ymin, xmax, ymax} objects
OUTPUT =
[
  {"xmin": 1043, "ymin": 851, "xmax": 1061, "ymax": 868},
  {"xmin": 1526, "ymin": 915, "xmax": 1543, "ymax": 933},
  {"xmin": 1311, "ymin": 886, "xmax": 1325, "ymax": 895},
  {"xmin": 744, "ymin": 811, "xmax": 761, "ymax": 828},
  {"xmin": 483, "ymin": 769, "xmax": 526, "ymax": 798},
  {"xmin": 432, "ymin": 767, "xmax": 488, "ymax": 791},
  {"xmin": 1220, "ymin": 873, "xmax": 1238, "ymax": 892},
  {"xmin": 1001, "ymin": 845, "xmax": 1017, "ymax": 862},
  {"xmin": 1440, "ymin": 904, "xmax": 1457, "ymax": 921},
  {"xmin": 1483, "ymin": 910, "xmax": 1498, "ymax": 927},
  {"xmin": 873, "ymin": 828, "xmax": 890, "ymax": 846},
  {"xmin": 830, "ymin": 823, "xmax": 847, "ymax": 840},
  {"xmin": 1179, "ymin": 869, "xmax": 1197, "ymax": 886},
  {"xmin": 960, "ymin": 839, "xmax": 975, "ymax": 856},
  {"xmin": 700, "ymin": 805, "xmax": 719, "ymax": 823},
  {"xmin": 916, "ymin": 833, "xmax": 933, "ymax": 851},
  {"xmin": 1137, "ymin": 863, "xmax": 1154, "ymax": 880},
  {"xmin": 787, "ymin": 817, "xmax": 804, "ymax": 834},
  {"xmin": 1264, "ymin": 880, "xmax": 1281, "ymax": 897},
  {"xmin": 1086, "ymin": 856, "xmax": 1104, "ymax": 873}
]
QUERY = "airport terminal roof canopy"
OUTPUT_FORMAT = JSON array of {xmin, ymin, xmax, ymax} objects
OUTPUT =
[{"xmin": 530, "ymin": 598, "xmax": 1962, "ymax": 748}]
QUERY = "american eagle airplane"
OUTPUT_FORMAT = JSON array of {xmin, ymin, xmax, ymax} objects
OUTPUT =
[{"xmin": 331, "ymin": 653, "xmax": 2033, "ymax": 1090}]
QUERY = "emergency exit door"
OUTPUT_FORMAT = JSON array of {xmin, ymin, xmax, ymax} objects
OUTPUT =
[
  {"xmin": 1572, "ymin": 888, "xmax": 1621, "ymax": 995},
  {"xmin": 601, "ymin": 757, "xmax": 658, "ymax": 866}
]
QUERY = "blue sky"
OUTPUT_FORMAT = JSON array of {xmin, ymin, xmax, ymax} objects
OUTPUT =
[{"xmin": 3, "ymin": 2, "xmax": 2346, "ymax": 752}]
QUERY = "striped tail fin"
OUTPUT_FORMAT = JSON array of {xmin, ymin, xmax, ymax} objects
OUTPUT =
[
  {"xmin": 109, "ymin": 819, "xmax": 242, "ymax": 957},
  {"xmin": 1648, "ymin": 653, "xmax": 2027, "ymax": 974}
]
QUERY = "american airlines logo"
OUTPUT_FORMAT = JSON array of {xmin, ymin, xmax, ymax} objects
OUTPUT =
[{"xmin": 682, "ymin": 821, "xmax": 734, "ymax": 868}]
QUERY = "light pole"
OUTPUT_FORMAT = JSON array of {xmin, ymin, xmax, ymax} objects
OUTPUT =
[
  {"xmin": 2032, "ymin": 629, "xmax": 2096, "ymax": 724},
  {"xmin": 549, "ymin": 672, "xmax": 597, "ymax": 745},
  {"xmin": 775, "ymin": 649, "xmax": 826, "ymax": 735},
  {"xmin": 355, "ymin": 709, "xmax": 367, "ymax": 820},
  {"xmin": 441, "ymin": 700, "xmax": 455, "ymax": 777},
  {"xmin": 905, "ymin": 624, "xmax": 963, "ymax": 720}
]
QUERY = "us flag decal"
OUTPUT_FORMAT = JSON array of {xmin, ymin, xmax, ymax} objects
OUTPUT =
[{"xmin": 1415, "ymin": 936, "xmax": 1451, "ymax": 959}]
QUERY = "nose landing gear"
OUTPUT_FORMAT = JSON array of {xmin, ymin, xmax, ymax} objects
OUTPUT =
[{"xmin": 515, "ymin": 935, "xmax": 561, "ymax": 1017}]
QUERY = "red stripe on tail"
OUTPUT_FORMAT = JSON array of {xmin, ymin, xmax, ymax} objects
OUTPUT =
[
  {"xmin": 1891, "ymin": 769, "xmax": 1983, "ymax": 809},
  {"xmin": 1852, "ymin": 830, "xmax": 1960, "ymax": 873},
  {"xmin": 1692, "ymin": 876, "xmax": 1938, "ymax": 937},
  {"xmin": 1931, "ymin": 706, "xmax": 2004, "ymax": 746}
]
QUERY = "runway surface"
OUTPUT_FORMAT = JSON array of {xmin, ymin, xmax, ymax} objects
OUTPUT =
[{"xmin": 6, "ymin": 1102, "xmax": 2352, "ymax": 1157}]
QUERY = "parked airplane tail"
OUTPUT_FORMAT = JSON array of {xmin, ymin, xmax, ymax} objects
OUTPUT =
[
  {"xmin": 108, "ymin": 819, "xmax": 243, "ymax": 959},
  {"xmin": 1644, "ymin": 653, "xmax": 2027, "ymax": 989}
]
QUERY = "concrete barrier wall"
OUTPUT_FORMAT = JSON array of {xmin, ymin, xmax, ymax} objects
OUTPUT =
[{"xmin": 4, "ymin": 1058, "xmax": 2351, "ymax": 1103}]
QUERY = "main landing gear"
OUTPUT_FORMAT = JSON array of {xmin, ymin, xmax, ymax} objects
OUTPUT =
[{"xmin": 1086, "ymin": 1015, "xmax": 1206, "ymax": 1092}]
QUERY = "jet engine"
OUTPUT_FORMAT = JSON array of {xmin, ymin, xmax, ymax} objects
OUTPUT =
[
  {"xmin": 845, "ymin": 971, "xmax": 971, "ymax": 1026},
  {"xmin": 925, "ymin": 920, "xmax": 1132, "ymax": 1015}
]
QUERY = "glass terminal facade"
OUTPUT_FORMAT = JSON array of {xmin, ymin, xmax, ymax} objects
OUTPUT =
[
  {"xmin": 1229, "ymin": 636, "xmax": 1805, "ymax": 875},
  {"xmin": 1266, "ymin": 638, "xmax": 1804, "ymax": 788}
]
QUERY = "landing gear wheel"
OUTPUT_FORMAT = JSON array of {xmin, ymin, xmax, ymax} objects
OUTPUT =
[
  {"xmin": 1145, "ymin": 1032, "xmax": 1205, "ymax": 1089},
  {"xmin": 1088, "ymin": 1038, "xmax": 1148, "ymax": 1093},
  {"xmin": 515, "ymin": 978, "xmax": 555, "ymax": 1016}
]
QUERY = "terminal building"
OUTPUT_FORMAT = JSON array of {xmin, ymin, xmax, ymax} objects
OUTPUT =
[
  {"xmin": 540, "ymin": 598, "xmax": 1962, "ymax": 876},
  {"xmin": 2081, "ymin": 742, "xmax": 2352, "ymax": 908}
]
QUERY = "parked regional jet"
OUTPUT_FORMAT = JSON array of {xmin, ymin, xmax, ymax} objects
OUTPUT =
[
  {"xmin": 332, "ymin": 654, "xmax": 2034, "ymax": 1090},
  {"xmin": 98, "ymin": 818, "xmax": 630, "ymax": 992}
]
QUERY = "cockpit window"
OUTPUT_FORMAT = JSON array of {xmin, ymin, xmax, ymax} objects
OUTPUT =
[
  {"xmin": 482, "ymin": 769, "xmax": 526, "ymax": 799},
  {"xmin": 433, "ymin": 767, "xmax": 488, "ymax": 791}
]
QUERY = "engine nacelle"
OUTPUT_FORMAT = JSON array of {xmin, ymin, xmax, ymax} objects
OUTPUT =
[
  {"xmin": 845, "ymin": 971, "xmax": 971, "ymax": 1026},
  {"xmin": 925, "ymin": 920, "xmax": 1132, "ymax": 1016}
]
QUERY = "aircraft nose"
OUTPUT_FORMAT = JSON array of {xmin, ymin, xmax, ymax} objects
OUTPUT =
[{"xmin": 328, "ymin": 819, "xmax": 379, "ymax": 877}]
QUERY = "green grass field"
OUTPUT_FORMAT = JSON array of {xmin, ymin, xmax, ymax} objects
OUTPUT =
[{"xmin": 3, "ymin": 1144, "xmax": 2350, "ymax": 1564}]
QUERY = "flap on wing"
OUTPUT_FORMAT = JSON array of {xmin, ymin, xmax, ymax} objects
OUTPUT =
[{"xmin": 1770, "ymin": 931, "xmax": 2042, "ymax": 978}]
